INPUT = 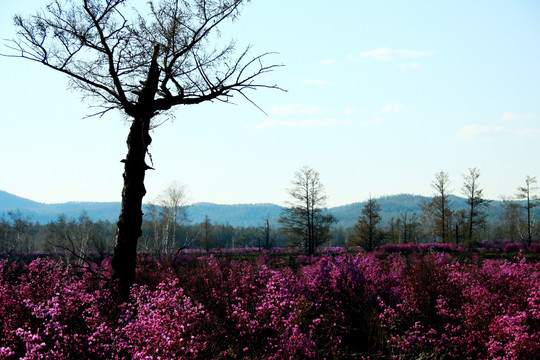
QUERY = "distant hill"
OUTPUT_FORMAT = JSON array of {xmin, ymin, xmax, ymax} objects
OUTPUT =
[
  {"xmin": 0, "ymin": 190, "xmax": 513, "ymax": 228},
  {"xmin": 180, "ymin": 202, "xmax": 283, "ymax": 227},
  {"xmin": 331, "ymin": 194, "xmax": 430, "ymax": 228},
  {"xmin": 332, "ymin": 194, "xmax": 509, "ymax": 228},
  {"xmin": 0, "ymin": 191, "xmax": 121, "ymax": 224},
  {"xmin": 0, "ymin": 190, "xmax": 283, "ymax": 227}
]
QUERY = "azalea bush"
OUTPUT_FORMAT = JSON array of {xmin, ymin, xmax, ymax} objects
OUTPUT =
[{"xmin": 0, "ymin": 249, "xmax": 539, "ymax": 359}]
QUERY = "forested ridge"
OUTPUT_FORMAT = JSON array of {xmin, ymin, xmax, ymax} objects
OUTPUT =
[{"xmin": 0, "ymin": 190, "xmax": 521, "ymax": 227}]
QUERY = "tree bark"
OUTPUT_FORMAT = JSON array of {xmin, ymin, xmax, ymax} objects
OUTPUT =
[
  {"xmin": 111, "ymin": 115, "xmax": 152, "ymax": 294},
  {"xmin": 111, "ymin": 45, "xmax": 160, "ymax": 295}
]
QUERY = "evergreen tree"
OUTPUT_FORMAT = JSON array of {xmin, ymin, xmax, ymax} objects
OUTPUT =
[{"xmin": 353, "ymin": 196, "xmax": 382, "ymax": 251}]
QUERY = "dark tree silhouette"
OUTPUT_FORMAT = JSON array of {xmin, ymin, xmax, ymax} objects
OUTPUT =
[
  {"xmin": 353, "ymin": 195, "xmax": 382, "ymax": 250},
  {"xmin": 199, "ymin": 215, "xmax": 214, "ymax": 252},
  {"xmin": 257, "ymin": 217, "xmax": 274, "ymax": 251},
  {"xmin": 461, "ymin": 168, "xmax": 490, "ymax": 242},
  {"xmin": 4, "ymin": 0, "xmax": 281, "ymax": 292},
  {"xmin": 516, "ymin": 175, "xmax": 538, "ymax": 247},
  {"xmin": 431, "ymin": 171, "xmax": 452, "ymax": 243},
  {"xmin": 279, "ymin": 166, "xmax": 336, "ymax": 255}
]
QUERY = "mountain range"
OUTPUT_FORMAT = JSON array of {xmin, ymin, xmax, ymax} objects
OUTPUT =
[{"xmin": 0, "ymin": 190, "xmax": 510, "ymax": 228}]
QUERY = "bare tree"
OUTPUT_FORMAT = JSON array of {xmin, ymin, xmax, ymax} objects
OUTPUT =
[
  {"xmin": 143, "ymin": 182, "xmax": 191, "ymax": 257},
  {"xmin": 141, "ymin": 202, "xmax": 161, "ymax": 251},
  {"xmin": 431, "ymin": 171, "xmax": 452, "ymax": 243},
  {"xmin": 8, "ymin": 210, "xmax": 32, "ymax": 252},
  {"xmin": 5, "ymin": 0, "xmax": 281, "ymax": 290},
  {"xmin": 419, "ymin": 199, "xmax": 437, "ymax": 242},
  {"xmin": 453, "ymin": 209, "xmax": 467, "ymax": 245},
  {"xmin": 0, "ymin": 212, "xmax": 31, "ymax": 254},
  {"xmin": 256, "ymin": 216, "xmax": 275, "ymax": 251},
  {"xmin": 279, "ymin": 166, "xmax": 336, "ymax": 255},
  {"xmin": 500, "ymin": 196, "xmax": 526, "ymax": 243},
  {"xmin": 516, "ymin": 175, "xmax": 538, "ymax": 247},
  {"xmin": 461, "ymin": 168, "xmax": 491, "ymax": 242},
  {"xmin": 156, "ymin": 182, "xmax": 190, "ymax": 252},
  {"xmin": 76, "ymin": 211, "xmax": 94, "ymax": 265},
  {"xmin": 44, "ymin": 212, "xmax": 112, "ymax": 266},
  {"xmin": 395, "ymin": 211, "xmax": 420, "ymax": 244}
]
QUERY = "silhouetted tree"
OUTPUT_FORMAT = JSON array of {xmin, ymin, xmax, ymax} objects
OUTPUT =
[
  {"xmin": 396, "ymin": 211, "xmax": 420, "ymax": 244},
  {"xmin": 279, "ymin": 166, "xmax": 336, "ymax": 255},
  {"xmin": 461, "ymin": 168, "xmax": 491, "ymax": 242},
  {"xmin": 516, "ymin": 176, "xmax": 538, "ymax": 247},
  {"xmin": 6, "ymin": 0, "xmax": 281, "ymax": 291},
  {"xmin": 431, "ymin": 171, "xmax": 452, "ymax": 242},
  {"xmin": 352, "ymin": 196, "xmax": 382, "ymax": 250},
  {"xmin": 199, "ymin": 215, "xmax": 214, "ymax": 252},
  {"xmin": 257, "ymin": 217, "xmax": 275, "ymax": 250},
  {"xmin": 453, "ymin": 209, "xmax": 467, "ymax": 245}
]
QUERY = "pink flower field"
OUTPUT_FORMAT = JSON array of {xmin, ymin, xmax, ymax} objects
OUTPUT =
[{"xmin": 0, "ymin": 250, "xmax": 539, "ymax": 359}]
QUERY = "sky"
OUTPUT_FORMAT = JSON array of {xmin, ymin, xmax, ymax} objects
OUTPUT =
[{"xmin": 1, "ymin": 0, "xmax": 539, "ymax": 208}]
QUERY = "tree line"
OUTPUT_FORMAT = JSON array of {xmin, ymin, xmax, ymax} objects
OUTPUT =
[
  {"xmin": 348, "ymin": 170, "xmax": 538, "ymax": 251},
  {"xmin": 0, "ymin": 209, "xmax": 276, "ymax": 259},
  {"xmin": 1, "ymin": 168, "xmax": 538, "ymax": 259},
  {"xmin": 277, "ymin": 166, "xmax": 538, "ymax": 253}
]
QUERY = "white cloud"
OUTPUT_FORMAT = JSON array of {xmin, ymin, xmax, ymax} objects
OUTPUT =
[
  {"xmin": 458, "ymin": 124, "xmax": 540, "ymax": 140},
  {"xmin": 358, "ymin": 47, "xmax": 435, "ymax": 61},
  {"xmin": 302, "ymin": 79, "xmax": 328, "ymax": 86},
  {"xmin": 457, "ymin": 125, "xmax": 490, "ymax": 140},
  {"xmin": 360, "ymin": 48, "xmax": 394, "ymax": 61},
  {"xmin": 456, "ymin": 125, "xmax": 506, "ymax": 141},
  {"xmin": 381, "ymin": 102, "xmax": 405, "ymax": 113},
  {"xmin": 501, "ymin": 112, "xmax": 534, "ymax": 122},
  {"xmin": 249, "ymin": 118, "xmax": 353, "ymax": 130},
  {"xmin": 269, "ymin": 104, "xmax": 327, "ymax": 116}
]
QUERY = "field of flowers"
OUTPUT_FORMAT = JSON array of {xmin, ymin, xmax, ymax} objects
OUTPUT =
[{"xmin": 0, "ymin": 247, "xmax": 539, "ymax": 359}]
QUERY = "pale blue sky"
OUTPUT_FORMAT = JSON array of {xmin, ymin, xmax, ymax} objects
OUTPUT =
[{"xmin": 1, "ymin": 0, "xmax": 539, "ymax": 207}]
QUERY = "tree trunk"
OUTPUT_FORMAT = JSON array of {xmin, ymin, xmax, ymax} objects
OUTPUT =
[
  {"xmin": 111, "ymin": 116, "xmax": 152, "ymax": 294},
  {"xmin": 527, "ymin": 195, "xmax": 531, "ymax": 247},
  {"xmin": 111, "ymin": 45, "xmax": 160, "ymax": 295},
  {"xmin": 441, "ymin": 199, "xmax": 446, "ymax": 243}
]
